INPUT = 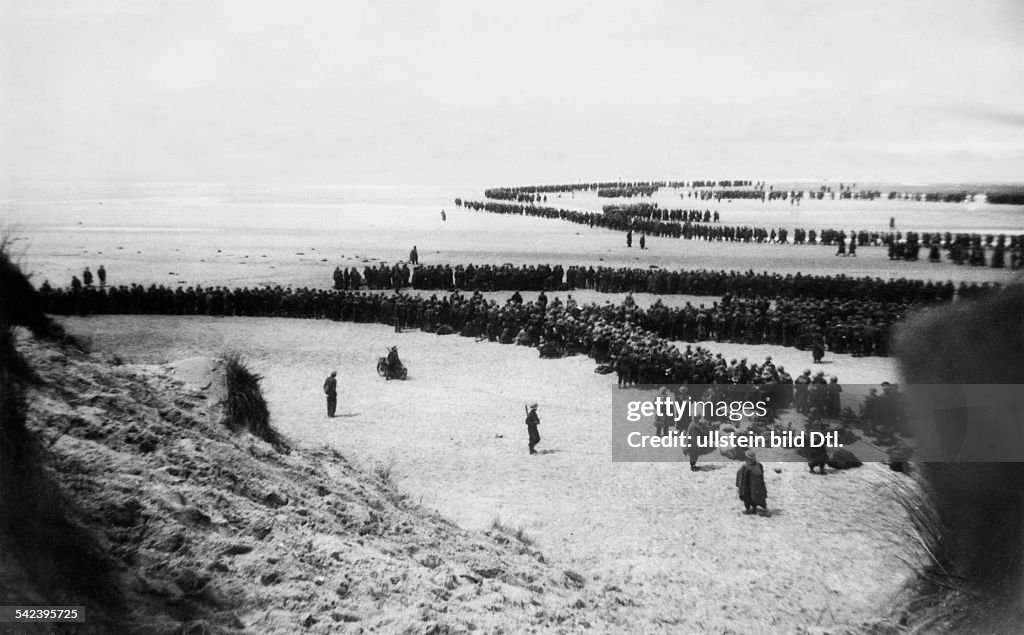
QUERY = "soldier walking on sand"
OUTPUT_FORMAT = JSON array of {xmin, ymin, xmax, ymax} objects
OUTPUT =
[
  {"xmin": 736, "ymin": 450, "xmax": 768, "ymax": 515},
  {"xmin": 525, "ymin": 403, "xmax": 541, "ymax": 455},
  {"xmin": 323, "ymin": 371, "xmax": 338, "ymax": 418},
  {"xmin": 98, "ymin": 264, "xmax": 107, "ymax": 287},
  {"xmin": 685, "ymin": 416, "xmax": 705, "ymax": 471},
  {"xmin": 410, "ymin": 245, "xmax": 419, "ymax": 265}
]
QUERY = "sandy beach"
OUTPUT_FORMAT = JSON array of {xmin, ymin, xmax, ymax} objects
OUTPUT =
[
  {"xmin": 5, "ymin": 183, "xmax": 1023, "ymax": 290},
  {"xmin": 6, "ymin": 1, "xmax": 1024, "ymax": 629},
  {"xmin": 58, "ymin": 314, "xmax": 908, "ymax": 632},
  {"xmin": 5, "ymin": 182, "xmax": 1022, "ymax": 631}
]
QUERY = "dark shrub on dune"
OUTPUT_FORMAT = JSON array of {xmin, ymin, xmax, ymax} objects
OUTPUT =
[
  {"xmin": 0, "ymin": 236, "xmax": 63, "ymax": 340},
  {"xmin": 0, "ymin": 239, "xmax": 120, "ymax": 611},
  {"xmin": 890, "ymin": 283, "xmax": 1024, "ymax": 631},
  {"xmin": 223, "ymin": 352, "xmax": 289, "ymax": 453}
]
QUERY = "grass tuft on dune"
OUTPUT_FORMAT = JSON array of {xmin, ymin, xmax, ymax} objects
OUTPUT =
[{"xmin": 223, "ymin": 351, "xmax": 289, "ymax": 453}]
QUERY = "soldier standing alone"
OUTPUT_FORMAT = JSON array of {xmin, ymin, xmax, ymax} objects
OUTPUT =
[
  {"xmin": 525, "ymin": 403, "xmax": 541, "ymax": 455},
  {"xmin": 736, "ymin": 450, "xmax": 768, "ymax": 514},
  {"xmin": 323, "ymin": 371, "xmax": 338, "ymax": 418}
]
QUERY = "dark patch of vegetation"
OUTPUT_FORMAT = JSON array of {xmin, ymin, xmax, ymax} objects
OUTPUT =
[
  {"xmin": 889, "ymin": 283, "xmax": 1024, "ymax": 631},
  {"xmin": 0, "ymin": 235, "xmax": 64, "ymax": 340},
  {"xmin": 374, "ymin": 462, "xmax": 394, "ymax": 485},
  {"xmin": 223, "ymin": 352, "xmax": 289, "ymax": 453},
  {"xmin": 0, "ymin": 238, "xmax": 122, "ymax": 619},
  {"xmin": 491, "ymin": 516, "xmax": 535, "ymax": 547}
]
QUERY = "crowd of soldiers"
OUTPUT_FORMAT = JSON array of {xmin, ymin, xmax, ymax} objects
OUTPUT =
[
  {"xmin": 480, "ymin": 180, "xmax": 675, "ymax": 203},
  {"xmin": 482, "ymin": 180, "xmax": 1021, "ymax": 207},
  {"xmin": 458, "ymin": 199, "xmax": 680, "ymax": 238},
  {"xmin": 596, "ymin": 185, "xmax": 659, "ymax": 198},
  {"xmin": 890, "ymin": 232, "xmax": 1024, "ymax": 269},
  {"xmin": 364, "ymin": 262, "xmax": 967, "ymax": 304},
  {"xmin": 332, "ymin": 263, "xmax": 412, "ymax": 291},
  {"xmin": 602, "ymin": 204, "xmax": 720, "ymax": 223},
  {"xmin": 34, "ymin": 283, "xmax": 743, "ymax": 379},
  {"xmin": 39, "ymin": 276, "xmax": 931, "ymax": 360},
  {"xmin": 457, "ymin": 199, "xmax": 1024, "ymax": 261},
  {"xmin": 634, "ymin": 296, "xmax": 899, "ymax": 357},
  {"xmin": 411, "ymin": 264, "xmax": 564, "ymax": 292}
]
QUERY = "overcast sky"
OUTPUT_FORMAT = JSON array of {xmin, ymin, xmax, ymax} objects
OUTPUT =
[{"xmin": 2, "ymin": 0, "xmax": 1022, "ymax": 186}]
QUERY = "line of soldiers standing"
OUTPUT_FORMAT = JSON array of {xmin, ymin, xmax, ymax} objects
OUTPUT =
[{"xmin": 347, "ymin": 262, "xmax": 966, "ymax": 305}]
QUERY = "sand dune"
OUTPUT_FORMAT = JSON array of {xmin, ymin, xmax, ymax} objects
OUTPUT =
[
  {"xmin": 17, "ymin": 182, "xmax": 1014, "ymax": 630},
  {"xmin": 62, "ymin": 314, "xmax": 912, "ymax": 632}
]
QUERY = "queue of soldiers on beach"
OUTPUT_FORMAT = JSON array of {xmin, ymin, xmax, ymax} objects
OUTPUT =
[
  {"xmin": 38, "ymin": 271, "xmax": 960, "ymax": 364},
  {"xmin": 601, "ymin": 204, "xmax": 720, "ymax": 223},
  {"xmin": 482, "ymin": 180, "xmax": 1024, "ymax": 206},
  {"xmin": 401, "ymin": 263, "xmax": 967, "ymax": 303},
  {"xmin": 40, "ymin": 249, "xmax": 1005, "ymax": 364},
  {"xmin": 457, "ymin": 199, "xmax": 1024, "ymax": 268},
  {"xmin": 36, "ymin": 280, "xmax": 848, "ymax": 381}
]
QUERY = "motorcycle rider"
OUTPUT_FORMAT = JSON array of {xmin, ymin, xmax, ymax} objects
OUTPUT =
[{"xmin": 386, "ymin": 346, "xmax": 405, "ymax": 380}]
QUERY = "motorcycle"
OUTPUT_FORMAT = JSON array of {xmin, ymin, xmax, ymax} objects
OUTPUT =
[{"xmin": 377, "ymin": 347, "xmax": 408, "ymax": 380}]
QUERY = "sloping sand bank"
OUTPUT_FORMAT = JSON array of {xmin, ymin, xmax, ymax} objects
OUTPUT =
[{"xmin": 62, "ymin": 315, "xmax": 913, "ymax": 632}]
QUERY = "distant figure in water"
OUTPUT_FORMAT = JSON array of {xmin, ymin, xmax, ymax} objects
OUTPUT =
[
  {"xmin": 736, "ymin": 450, "xmax": 768, "ymax": 514},
  {"xmin": 441, "ymin": 209, "xmax": 446, "ymax": 221},
  {"xmin": 98, "ymin": 264, "xmax": 107, "ymax": 287},
  {"xmin": 889, "ymin": 216, "xmax": 895, "ymax": 229},
  {"xmin": 409, "ymin": 245, "xmax": 419, "ymax": 265}
]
